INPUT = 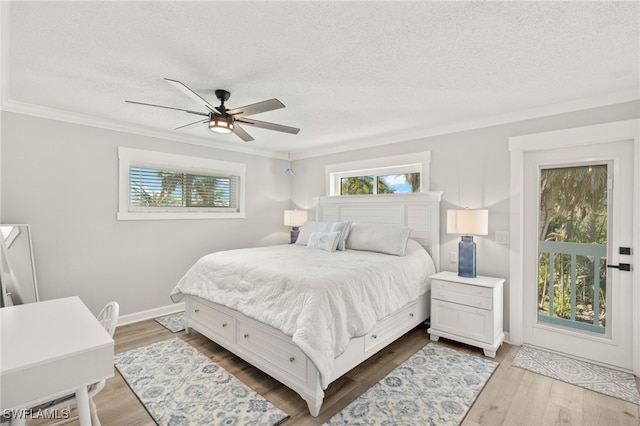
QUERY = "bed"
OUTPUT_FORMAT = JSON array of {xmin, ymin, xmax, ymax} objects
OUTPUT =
[{"xmin": 170, "ymin": 192, "xmax": 442, "ymax": 416}]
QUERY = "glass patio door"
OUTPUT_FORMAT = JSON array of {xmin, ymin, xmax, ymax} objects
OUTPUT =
[
  {"xmin": 537, "ymin": 164, "xmax": 608, "ymax": 336},
  {"xmin": 523, "ymin": 140, "xmax": 634, "ymax": 371}
]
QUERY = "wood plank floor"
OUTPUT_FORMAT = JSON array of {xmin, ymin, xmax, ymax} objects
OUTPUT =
[{"xmin": 35, "ymin": 318, "xmax": 640, "ymax": 426}]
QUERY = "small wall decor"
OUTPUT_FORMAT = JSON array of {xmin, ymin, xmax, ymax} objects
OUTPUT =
[{"xmin": 285, "ymin": 153, "xmax": 294, "ymax": 176}]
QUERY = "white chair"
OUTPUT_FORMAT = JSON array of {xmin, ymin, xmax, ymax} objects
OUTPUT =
[
  {"xmin": 24, "ymin": 301, "xmax": 119, "ymax": 425},
  {"xmin": 96, "ymin": 301, "xmax": 119, "ymax": 337}
]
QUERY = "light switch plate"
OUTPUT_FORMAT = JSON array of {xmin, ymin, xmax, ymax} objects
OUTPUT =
[{"xmin": 496, "ymin": 231, "xmax": 510, "ymax": 245}]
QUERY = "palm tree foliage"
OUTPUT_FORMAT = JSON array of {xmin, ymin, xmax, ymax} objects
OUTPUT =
[
  {"xmin": 341, "ymin": 176, "xmax": 375, "ymax": 195},
  {"xmin": 538, "ymin": 164, "xmax": 608, "ymax": 328},
  {"xmin": 131, "ymin": 168, "xmax": 230, "ymax": 207},
  {"xmin": 340, "ymin": 173, "xmax": 420, "ymax": 195}
]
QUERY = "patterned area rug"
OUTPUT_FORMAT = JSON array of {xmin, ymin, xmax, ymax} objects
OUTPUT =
[
  {"xmin": 325, "ymin": 343, "xmax": 498, "ymax": 425},
  {"xmin": 155, "ymin": 311, "xmax": 185, "ymax": 333},
  {"xmin": 115, "ymin": 338, "xmax": 289, "ymax": 425},
  {"xmin": 512, "ymin": 345, "xmax": 640, "ymax": 405}
]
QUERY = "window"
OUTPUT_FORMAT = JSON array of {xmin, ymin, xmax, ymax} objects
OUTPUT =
[
  {"xmin": 118, "ymin": 147, "xmax": 245, "ymax": 220},
  {"xmin": 339, "ymin": 170, "xmax": 422, "ymax": 195},
  {"xmin": 327, "ymin": 152, "xmax": 430, "ymax": 196},
  {"xmin": 129, "ymin": 167, "xmax": 239, "ymax": 209}
]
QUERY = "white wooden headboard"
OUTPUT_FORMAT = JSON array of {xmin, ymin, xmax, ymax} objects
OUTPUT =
[{"xmin": 317, "ymin": 192, "xmax": 442, "ymax": 271}]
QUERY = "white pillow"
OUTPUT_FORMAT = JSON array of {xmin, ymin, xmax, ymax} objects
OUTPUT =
[
  {"xmin": 295, "ymin": 221, "xmax": 351, "ymax": 250},
  {"xmin": 324, "ymin": 221, "xmax": 351, "ymax": 251},
  {"xmin": 295, "ymin": 221, "xmax": 327, "ymax": 245},
  {"xmin": 306, "ymin": 231, "xmax": 341, "ymax": 252},
  {"xmin": 346, "ymin": 222, "xmax": 412, "ymax": 256}
]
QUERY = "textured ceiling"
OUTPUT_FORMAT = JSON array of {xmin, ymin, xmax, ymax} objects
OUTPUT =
[{"xmin": 2, "ymin": 1, "xmax": 638, "ymax": 158}]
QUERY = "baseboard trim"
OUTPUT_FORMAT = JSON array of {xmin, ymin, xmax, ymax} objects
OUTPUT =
[{"xmin": 118, "ymin": 302, "xmax": 185, "ymax": 326}]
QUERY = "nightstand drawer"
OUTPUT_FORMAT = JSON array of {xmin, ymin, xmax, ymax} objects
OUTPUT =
[
  {"xmin": 431, "ymin": 279, "xmax": 492, "ymax": 310},
  {"xmin": 431, "ymin": 299, "xmax": 493, "ymax": 344}
]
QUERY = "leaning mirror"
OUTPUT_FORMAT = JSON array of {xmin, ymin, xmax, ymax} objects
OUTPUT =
[{"xmin": 1, "ymin": 224, "xmax": 39, "ymax": 306}]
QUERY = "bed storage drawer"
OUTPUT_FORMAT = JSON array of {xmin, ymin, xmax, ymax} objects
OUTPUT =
[
  {"xmin": 237, "ymin": 320, "xmax": 307, "ymax": 382},
  {"xmin": 189, "ymin": 299, "xmax": 235, "ymax": 342},
  {"xmin": 364, "ymin": 301, "xmax": 419, "ymax": 353}
]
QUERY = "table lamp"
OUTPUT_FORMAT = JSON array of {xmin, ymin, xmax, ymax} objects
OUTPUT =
[
  {"xmin": 284, "ymin": 210, "xmax": 308, "ymax": 243},
  {"xmin": 447, "ymin": 209, "xmax": 488, "ymax": 278}
]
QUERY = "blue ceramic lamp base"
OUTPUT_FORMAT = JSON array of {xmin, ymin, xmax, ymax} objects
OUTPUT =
[
  {"xmin": 458, "ymin": 235, "xmax": 477, "ymax": 278},
  {"xmin": 290, "ymin": 227, "xmax": 301, "ymax": 244}
]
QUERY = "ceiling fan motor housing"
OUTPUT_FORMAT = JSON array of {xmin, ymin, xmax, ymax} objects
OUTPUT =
[
  {"xmin": 215, "ymin": 89, "xmax": 231, "ymax": 103},
  {"xmin": 208, "ymin": 89, "xmax": 234, "ymax": 133}
]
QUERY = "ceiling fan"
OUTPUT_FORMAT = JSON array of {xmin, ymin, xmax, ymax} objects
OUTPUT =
[{"xmin": 125, "ymin": 78, "xmax": 300, "ymax": 142}]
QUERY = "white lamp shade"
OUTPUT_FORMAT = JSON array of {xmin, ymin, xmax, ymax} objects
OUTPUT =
[
  {"xmin": 284, "ymin": 210, "xmax": 308, "ymax": 227},
  {"xmin": 447, "ymin": 209, "xmax": 489, "ymax": 235}
]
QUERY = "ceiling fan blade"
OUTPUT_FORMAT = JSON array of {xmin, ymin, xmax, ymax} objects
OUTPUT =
[
  {"xmin": 174, "ymin": 119, "xmax": 208, "ymax": 131},
  {"xmin": 227, "ymin": 98, "xmax": 285, "ymax": 118},
  {"xmin": 236, "ymin": 118, "xmax": 300, "ymax": 135},
  {"xmin": 232, "ymin": 122, "xmax": 255, "ymax": 142},
  {"xmin": 125, "ymin": 100, "xmax": 209, "ymax": 116},
  {"xmin": 164, "ymin": 78, "xmax": 221, "ymax": 114}
]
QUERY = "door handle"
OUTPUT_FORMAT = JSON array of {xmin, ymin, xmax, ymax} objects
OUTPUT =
[{"xmin": 606, "ymin": 263, "xmax": 631, "ymax": 271}]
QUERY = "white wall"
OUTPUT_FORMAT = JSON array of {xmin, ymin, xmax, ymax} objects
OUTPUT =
[
  {"xmin": 1, "ymin": 111, "xmax": 292, "ymax": 317},
  {"xmin": 2, "ymin": 101, "xmax": 638, "ymax": 326},
  {"xmin": 291, "ymin": 100, "xmax": 640, "ymax": 335}
]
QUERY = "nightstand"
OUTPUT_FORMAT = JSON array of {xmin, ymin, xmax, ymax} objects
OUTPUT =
[{"xmin": 427, "ymin": 271, "xmax": 505, "ymax": 357}]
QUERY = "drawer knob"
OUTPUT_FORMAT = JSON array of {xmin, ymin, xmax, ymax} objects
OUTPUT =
[
  {"xmin": 409, "ymin": 313, "xmax": 414, "ymax": 318},
  {"xmin": 194, "ymin": 309, "xmax": 199, "ymax": 313},
  {"xmin": 289, "ymin": 357, "xmax": 295, "ymax": 363},
  {"xmin": 244, "ymin": 333, "xmax": 249, "ymax": 339},
  {"xmin": 371, "ymin": 334, "xmax": 377, "ymax": 339},
  {"xmin": 222, "ymin": 322, "xmax": 228, "ymax": 328}
]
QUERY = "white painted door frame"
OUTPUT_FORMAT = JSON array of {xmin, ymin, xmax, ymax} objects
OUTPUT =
[{"xmin": 508, "ymin": 119, "xmax": 640, "ymax": 375}]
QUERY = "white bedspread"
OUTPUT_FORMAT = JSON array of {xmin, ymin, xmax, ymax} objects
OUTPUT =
[{"xmin": 170, "ymin": 239, "xmax": 435, "ymax": 389}]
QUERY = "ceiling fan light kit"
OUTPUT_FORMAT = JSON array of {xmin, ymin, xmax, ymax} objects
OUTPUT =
[
  {"xmin": 209, "ymin": 115, "xmax": 234, "ymax": 133},
  {"xmin": 126, "ymin": 79, "xmax": 299, "ymax": 142}
]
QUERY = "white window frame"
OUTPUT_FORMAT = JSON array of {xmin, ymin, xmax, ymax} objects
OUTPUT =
[
  {"xmin": 118, "ymin": 147, "xmax": 246, "ymax": 220},
  {"xmin": 326, "ymin": 152, "xmax": 431, "ymax": 196}
]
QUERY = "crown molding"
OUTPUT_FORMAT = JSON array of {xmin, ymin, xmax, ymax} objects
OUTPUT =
[
  {"xmin": 1, "ymin": 90, "xmax": 637, "ymax": 162},
  {"xmin": 0, "ymin": 99, "xmax": 291, "ymax": 159},
  {"xmin": 292, "ymin": 89, "xmax": 639, "ymax": 160}
]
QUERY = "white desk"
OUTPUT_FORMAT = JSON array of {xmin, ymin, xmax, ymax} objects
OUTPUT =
[{"xmin": 1, "ymin": 297, "xmax": 114, "ymax": 425}]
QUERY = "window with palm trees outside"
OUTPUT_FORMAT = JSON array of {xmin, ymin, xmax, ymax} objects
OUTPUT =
[
  {"xmin": 537, "ymin": 164, "xmax": 608, "ymax": 335},
  {"xmin": 118, "ymin": 147, "xmax": 245, "ymax": 220},
  {"xmin": 130, "ymin": 167, "xmax": 238, "ymax": 209},
  {"xmin": 327, "ymin": 152, "xmax": 430, "ymax": 196},
  {"xmin": 340, "ymin": 173, "xmax": 421, "ymax": 195}
]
